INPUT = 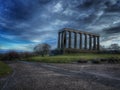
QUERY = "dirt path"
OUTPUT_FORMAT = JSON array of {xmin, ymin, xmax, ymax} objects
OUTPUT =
[{"xmin": 0, "ymin": 61, "xmax": 120, "ymax": 90}]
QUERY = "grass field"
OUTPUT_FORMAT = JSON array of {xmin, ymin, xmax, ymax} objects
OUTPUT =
[
  {"xmin": 26, "ymin": 53, "xmax": 120, "ymax": 63},
  {"xmin": 0, "ymin": 61, "xmax": 12, "ymax": 77}
]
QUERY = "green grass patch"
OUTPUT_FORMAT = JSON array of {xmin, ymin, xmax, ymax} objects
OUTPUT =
[
  {"xmin": 0, "ymin": 61, "xmax": 12, "ymax": 77},
  {"xmin": 26, "ymin": 53, "xmax": 120, "ymax": 63}
]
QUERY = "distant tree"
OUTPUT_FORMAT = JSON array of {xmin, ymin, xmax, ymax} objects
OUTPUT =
[
  {"xmin": 21, "ymin": 52, "xmax": 34, "ymax": 59},
  {"xmin": 34, "ymin": 43, "xmax": 51, "ymax": 56},
  {"xmin": 100, "ymin": 45, "xmax": 106, "ymax": 51},
  {"xmin": 109, "ymin": 43, "xmax": 120, "ymax": 50}
]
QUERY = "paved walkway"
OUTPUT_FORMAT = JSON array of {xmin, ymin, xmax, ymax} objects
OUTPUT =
[{"xmin": 0, "ymin": 61, "xmax": 120, "ymax": 90}]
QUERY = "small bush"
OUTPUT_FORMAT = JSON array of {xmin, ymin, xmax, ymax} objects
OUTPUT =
[
  {"xmin": 77, "ymin": 59, "xmax": 88, "ymax": 63},
  {"xmin": 91, "ymin": 59, "xmax": 101, "ymax": 64},
  {"xmin": 100, "ymin": 58, "xmax": 108, "ymax": 62},
  {"xmin": 107, "ymin": 57, "xmax": 120, "ymax": 64},
  {"xmin": 1, "ymin": 51, "xmax": 20, "ymax": 60},
  {"xmin": 100, "ymin": 59, "xmax": 108, "ymax": 64}
]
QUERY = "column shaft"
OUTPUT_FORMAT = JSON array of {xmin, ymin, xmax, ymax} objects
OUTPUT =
[
  {"xmin": 68, "ymin": 31, "xmax": 71, "ymax": 48},
  {"xmin": 89, "ymin": 35, "xmax": 92, "ymax": 50},
  {"xmin": 58, "ymin": 32, "xmax": 60, "ymax": 48},
  {"xmin": 84, "ymin": 34, "xmax": 87, "ymax": 49},
  {"xmin": 61, "ymin": 32, "xmax": 64, "ymax": 48},
  {"xmin": 74, "ymin": 32, "xmax": 77, "ymax": 48},
  {"xmin": 93, "ymin": 36, "xmax": 96, "ymax": 50},
  {"xmin": 63, "ymin": 31, "xmax": 67, "ymax": 48},
  {"xmin": 97, "ymin": 36, "xmax": 100, "ymax": 50},
  {"xmin": 79, "ymin": 33, "xmax": 82, "ymax": 49}
]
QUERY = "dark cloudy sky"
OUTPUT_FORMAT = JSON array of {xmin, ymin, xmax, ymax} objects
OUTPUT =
[{"xmin": 0, "ymin": 0, "xmax": 120, "ymax": 51}]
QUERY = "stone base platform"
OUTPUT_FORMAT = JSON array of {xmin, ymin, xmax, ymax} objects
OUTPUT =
[{"xmin": 58, "ymin": 48, "xmax": 99, "ymax": 54}]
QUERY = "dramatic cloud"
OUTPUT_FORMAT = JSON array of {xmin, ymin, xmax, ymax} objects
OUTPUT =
[
  {"xmin": 0, "ymin": 0, "xmax": 120, "ymax": 51},
  {"xmin": 103, "ymin": 25, "xmax": 120, "ymax": 34}
]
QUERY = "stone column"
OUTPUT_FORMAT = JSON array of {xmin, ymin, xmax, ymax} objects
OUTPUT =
[
  {"xmin": 93, "ymin": 35, "xmax": 96, "ymax": 50},
  {"xmin": 97, "ymin": 36, "xmax": 100, "ymax": 50},
  {"xmin": 84, "ymin": 34, "xmax": 87, "ymax": 49},
  {"xmin": 58, "ymin": 32, "xmax": 61, "ymax": 48},
  {"xmin": 68, "ymin": 31, "xmax": 71, "ymax": 48},
  {"xmin": 79, "ymin": 33, "xmax": 82, "ymax": 49},
  {"xmin": 74, "ymin": 32, "xmax": 77, "ymax": 48},
  {"xmin": 61, "ymin": 31, "xmax": 64, "ymax": 48},
  {"xmin": 64, "ymin": 31, "xmax": 67, "ymax": 48},
  {"xmin": 89, "ymin": 34, "xmax": 92, "ymax": 50}
]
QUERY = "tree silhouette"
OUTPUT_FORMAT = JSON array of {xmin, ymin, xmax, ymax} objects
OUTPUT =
[
  {"xmin": 109, "ymin": 43, "xmax": 120, "ymax": 50},
  {"xmin": 34, "ymin": 43, "xmax": 51, "ymax": 57}
]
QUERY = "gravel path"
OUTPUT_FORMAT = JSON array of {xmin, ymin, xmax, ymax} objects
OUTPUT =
[{"xmin": 0, "ymin": 61, "xmax": 120, "ymax": 90}]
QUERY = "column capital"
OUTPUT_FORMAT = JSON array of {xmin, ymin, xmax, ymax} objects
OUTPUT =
[
  {"xmin": 93, "ymin": 35, "xmax": 97, "ymax": 37},
  {"xmin": 96, "ymin": 35, "xmax": 100, "ymax": 37},
  {"xmin": 79, "ymin": 32, "xmax": 82, "ymax": 34},
  {"xmin": 88, "ymin": 34, "xmax": 92, "ymax": 36}
]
